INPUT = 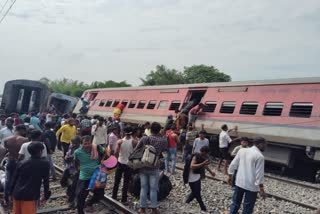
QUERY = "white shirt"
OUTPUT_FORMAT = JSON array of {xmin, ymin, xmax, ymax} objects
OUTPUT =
[
  {"xmin": 46, "ymin": 114, "xmax": 52, "ymax": 123},
  {"xmin": 118, "ymin": 137, "xmax": 134, "ymax": 165},
  {"xmin": 188, "ymin": 169, "xmax": 201, "ymax": 183},
  {"xmin": 228, "ymin": 146, "xmax": 265, "ymax": 192},
  {"xmin": 193, "ymin": 138, "xmax": 209, "ymax": 154},
  {"xmin": 18, "ymin": 141, "xmax": 48, "ymax": 161},
  {"xmin": 91, "ymin": 125, "xmax": 107, "ymax": 145},
  {"xmin": 219, "ymin": 130, "xmax": 232, "ymax": 148},
  {"xmin": 0, "ymin": 127, "xmax": 14, "ymax": 145}
]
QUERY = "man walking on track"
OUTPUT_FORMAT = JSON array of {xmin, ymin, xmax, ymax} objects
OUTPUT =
[
  {"xmin": 228, "ymin": 137, "xmax": 267, "ymax": 214},
  {"xmin": 56, "ymin": 118, "xmax": 77, "ymax": 157}
]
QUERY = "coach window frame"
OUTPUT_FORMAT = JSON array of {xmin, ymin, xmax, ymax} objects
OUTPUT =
[
  {"xmin": 289, "ymin": 102, "xmax": 313, "ymax": 118},
  {"xmin": 128, "ymin": 100, "xmax": 137, "ymax": 108},
  {"xmin": 239, "ymin": 102, "xmax": 259, "ymax": 115},
  {"xmin": 169, "ymin": 100, "xmax": 181, "ymax": 111},
  {"xmin": 99, "ymin": 99, "xmax": 106, "ymax": 107},
  {"xmin": 112, "ymin": 99, "xmax": 120, "ymax": 107},
  {"xmin": 220, "ymin": 101, "xmax": 236, "ymax": 114},
  {"xmin": 105, "ymin": 99, "xmax": 113, "ymax": 107},
  {"xmin": 93, "ymin": 99, "xmax": 100, "ymax": 107},
  {"xmin": 202, "ymin": 101, "xmax": 217, "ymax": 113},
  {"xmin": 121, "ymin": 100, "xmax": 129, "ymax": 107},
  {"xmin": 263, "ymin": 102, "xmax": 284, "ymax": 116},
  {"xmin": 158, "ymin": 100, "xmax": 168, "ymax": 110},
  {"xmin": 147, "ymin": 100, "xmax": 157, "ymax": 110},
  {"xmin": 137, "ymin": 100, "xmax": 146, "ymax": 109}
]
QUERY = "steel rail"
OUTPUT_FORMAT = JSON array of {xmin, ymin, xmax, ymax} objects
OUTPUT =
[{"xmin": 54, "ymin": 164, "xmax": 137, "ymax": 214}]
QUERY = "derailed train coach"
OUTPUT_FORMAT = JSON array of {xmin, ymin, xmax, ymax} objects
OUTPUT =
[
  {"xmin": 75, "ymin": 77, "xmax": 320, "ymax": 181},
  {"xmin": 1, "ymin": 80, "xmax": 50, "ymax": 113},
  {"xmin": 1, "ymin": 79, "xmax": 78, "ymax": 114},
  {"xmin": 48, "ymin": 93, "xmax": 79, "ymax": 114}
]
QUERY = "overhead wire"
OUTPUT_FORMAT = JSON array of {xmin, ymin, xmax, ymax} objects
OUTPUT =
[
  {"xmin": 0, "ymin": 0, "xmax": 10, "ymax": 15},
  {"xmin": 0, "ymin": 0, "xmax": 17, "ymax": 24}
]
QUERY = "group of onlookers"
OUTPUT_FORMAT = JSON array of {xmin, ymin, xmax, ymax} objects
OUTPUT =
[{"xmin": 0, "ymin": 109, "xmax": 271, "ymax": 214}]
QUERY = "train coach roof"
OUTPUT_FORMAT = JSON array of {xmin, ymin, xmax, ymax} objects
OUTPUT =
[{"xmin": 85, "ymin": 77, "xmax": 320, "ymax": 92}]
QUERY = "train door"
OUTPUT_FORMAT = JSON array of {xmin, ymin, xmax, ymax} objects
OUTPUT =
[
  {"xmin": 28, "ymin": 90, "xmax": 37, "ymax": 112},
  {"xmin": 88, "ymin": 92, "xmax": 98, "ymax": 106},
  {"xmin": 16, "ymin": 89, "xmax": 25, "ymax": 112},
  {"xmin": 182, "ymin": 90, "xmax": 207, "ymax": 109}
]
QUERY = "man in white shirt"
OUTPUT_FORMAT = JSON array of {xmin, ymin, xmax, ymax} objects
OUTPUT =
[
  {"xmin": 217, "ymin": 124, "xmax": 238, "ymax": 175},
  {"xmin": 19, "ymin": 130, "xmax": 47, "ymax": 161},
  {"xmin": 0, "ymin": 118, "xmax": 14, "ymax": 145},
  {"xmin": 228, "ymin": 137, "xmax": 267, "ymax": 214},
  {"xmin": 192, "ymin": 130, "xmax": 209, "ymax": 154}
]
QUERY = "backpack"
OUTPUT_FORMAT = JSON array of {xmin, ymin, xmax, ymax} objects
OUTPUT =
[
  {"xmin": 128, "ymin": 137, "xmax": 159, "ymax": 170},
  {"xmin": 129, "ymin": 171, "xmax": 172, "ymax": 201},
  {"xmin": 141, "ymin": 145, "xmax": 158, "ymax": 167}
]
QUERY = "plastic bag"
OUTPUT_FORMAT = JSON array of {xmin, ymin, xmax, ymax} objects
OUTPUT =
[{"xmin": 88, "ymin": 156, "xmax": 118, "ymax": 190}]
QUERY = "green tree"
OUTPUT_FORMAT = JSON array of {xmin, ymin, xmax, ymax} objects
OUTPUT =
[
  {"xmin": 183, "ymin": 65, "xmax": 231, "ymax": 83},
  {"xmin": 40, "ymin": 78, "xmax": 131, "ymax": 97},
  {"xmin": 140, "ymin": 65, "xmax": 184, "ymax": 86}
]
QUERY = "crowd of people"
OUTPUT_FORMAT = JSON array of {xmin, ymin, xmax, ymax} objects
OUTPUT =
[{"xmin": 0, "ymin": 108, "xmax": 270, "ymax": 214}]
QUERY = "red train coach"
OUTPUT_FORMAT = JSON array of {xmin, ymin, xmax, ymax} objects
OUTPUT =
[{"xmin": 74, "ymin": 77, "xmax": 320, "ymax": 180}]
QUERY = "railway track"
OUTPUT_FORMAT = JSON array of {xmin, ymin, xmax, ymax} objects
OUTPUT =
[
  {"xmin": 36, "ymin": 165, "xmax": 137, "ymax": 214},
  {"xmin": 175, "ymin": 163, "xmax": 319, "ymax": 212},
  {"xmin": 177, "ymin": 153, "xmax": 320, "ymax": 191}
]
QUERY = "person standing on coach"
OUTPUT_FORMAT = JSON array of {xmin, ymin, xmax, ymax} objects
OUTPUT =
[
  {"xmin": 56, "ymin": 118, "xmax": 77, "ymax": 157},
  {"xmin": 228, "ymin": 137, "xmax": 267, "ymax": 214},
  {"xmin": 112, "ymin": 126, "xmax": 138, "ymax": 203},
  {"xmin": 135, "ymin": 122, "xmax": 168, "ymax": 214}
]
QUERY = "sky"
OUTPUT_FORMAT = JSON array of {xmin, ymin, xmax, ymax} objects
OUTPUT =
[{"xmin": 0, "ymin": 0, "xmax": 319, "ymax": 93}]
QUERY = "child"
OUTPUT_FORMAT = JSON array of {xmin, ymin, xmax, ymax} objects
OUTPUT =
[{"xmin": 186, "ymin": 146, "xmax": 215, "ymax": 212}]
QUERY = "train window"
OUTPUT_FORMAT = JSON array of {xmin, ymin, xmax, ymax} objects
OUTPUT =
[
  {"xmin": 158, "ymin": 100, "xmax": 168, "ymax": 110},
  {"xmin": 93, "ymin": 99, "xmax": 100, "ymax": 107},
  {"xmin": 220, "ymin": 101, "xmax": 236, "ymax": 114},
  {"xmin": 147, "ymin": 100, "xmax": 157, "ymax": 109},
  {"xmin": 105, "ymin": 99, "xmax": 113, "ymax": 107},
  {"xmin": 137, "ymin": 100, "xmax": 146, "ymax": 109},
  {"xmin": 128, "ymin": 100, "xmax": 136, "ymax": 108},
  {"xmin": 202, "ymin": 101, "xmax": 217, "ymax": 113},
  {"xmin": 263, "ymin": 102, "xmax": 283, "ymax": 116},
  {"xmin": 121, "ymin": 100, "xmax": 128, "ymax": 107},
  {"xmin": 99, "ymin": 99, "xmax": 106, "ymax": 107},
  {"xmin": 240, "ymin": 102, "xmax": 258, "ymax": 115},
  {"xmin": 169, "ymin": 101, "xmax": 181, "ymax": 111},
  {"xmin": 289, "ymin": 103, "xmax": 313, "ymax": 118},
  {"xmin": 112, "ymin": 100, "xmax": 120, "ymax": 107}
]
